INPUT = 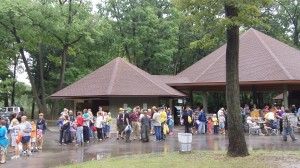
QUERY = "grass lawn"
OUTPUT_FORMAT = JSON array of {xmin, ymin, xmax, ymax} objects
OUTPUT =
[{"xmin": 57, "ymin": 150, "xmax": 300, "ymax": 168}]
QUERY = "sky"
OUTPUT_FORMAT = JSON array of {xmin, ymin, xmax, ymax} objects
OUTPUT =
[{"xmin": 17, "ymin": 0, "xmax": 102, "ymax": 86}]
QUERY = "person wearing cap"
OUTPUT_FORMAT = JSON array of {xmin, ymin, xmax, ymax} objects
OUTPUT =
[
  {"xmin": 116, "ymin": 108, "xmax": 125, "ymax": 140},
  {"xmin": 124, "ymin": 107, "xmax": 132, "ymax": 142},
  {"xmin": 36, "ymin": 113, "xmax": 46, "ymax": 150}
]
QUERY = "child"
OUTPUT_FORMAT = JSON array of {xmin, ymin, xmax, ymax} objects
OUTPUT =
[
  {"xmin": 105, "ymin": 112, "xmax": 112, "ymax": 139},
  {"xmin": 168, "ymin": 116, "xmax": 174, "ymax": 135},
  {"xmin": 207, "ymin": 117, "xmax": 213, "ymax": 134},
  {"xmin": 57, "ymin": 117, "xmax": 63, "ymax": 128},
  {"xmin": 9, "ymin": 119, "xmax": 21, "ymax": 159},
  {"xmin": 70, "ymin": 121, "xmax": 77, "ymax": 142},
  {"xmin": 219, "ymin": 113, "xmax": 226, "ymax": 134},
  {"xmin": 36, "ymin": 129, "xmax": 43, "ymax": 149},
  {"xmin": 31, "ymin": 121, "xmax": 38, "ymax": 152},
  {"xmin": 212, "ymin": 114, "xmax": 219, "ymax": 134}
]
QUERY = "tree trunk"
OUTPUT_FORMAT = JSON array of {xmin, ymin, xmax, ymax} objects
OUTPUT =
[
  {"xmin": 293, "ymin": 19, "xmax": 299, "ymax": 47},
  {"xmin": 38, "ymin": 43, "xmax": 47, "ymax": 116},
  {"xmin": 50, "ymin": 44, "xmax": 68, "ymax": 119},
  {"xmin": 15, "ymin": 34, "xmax": 43, "ymax": 113},
  {"xmin": 11, "ymin": 54, "xmax": 19, "ymax": 106},
  {"xmin": 225, "ymin": 4, "xmax": 249, "ymax": 157}
]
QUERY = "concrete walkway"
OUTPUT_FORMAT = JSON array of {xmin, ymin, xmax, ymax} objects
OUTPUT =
[{"xmin": 3, "ymin": 127, "xmax": 300, "ymax": 168}]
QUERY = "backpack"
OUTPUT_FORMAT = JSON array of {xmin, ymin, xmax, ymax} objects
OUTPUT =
[{"xmin": 188, "ymin": 116, "xmax": 192, "ymax": 124}]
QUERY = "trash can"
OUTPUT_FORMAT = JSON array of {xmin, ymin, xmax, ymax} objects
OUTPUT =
[{"xmin": 178, "ymin": 133, "xmax": 192, "ymax": 153}]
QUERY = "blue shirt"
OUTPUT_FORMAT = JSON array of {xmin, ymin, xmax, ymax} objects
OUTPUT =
[{"xmin": 0, "ymin": 126, "xmax": 8, "ymax": 148}]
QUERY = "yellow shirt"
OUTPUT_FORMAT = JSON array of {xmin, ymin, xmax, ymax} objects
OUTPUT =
[
  {"xmin": 212, "ymin": 117, "xmax": 218, "ymax": 126},
  {"xmin": 160, "ymin": 111, "xmax": 167, "ymax": 123}
]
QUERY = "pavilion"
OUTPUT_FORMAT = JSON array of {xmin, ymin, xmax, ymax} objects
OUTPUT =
[{"xmin": 50, "ymin": 28, "xmax": 300, "ymax": 115}]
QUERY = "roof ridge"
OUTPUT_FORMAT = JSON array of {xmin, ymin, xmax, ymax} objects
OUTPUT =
[
  {"xmin": 106, "ymin": 58, "xmax": 119, "ymax": 94},
  {"xmin": 193, "ymin": 47, "xmax": 226, "ymax": 82},
  {"xmin": 253, "ymin": 30, "xmax": 294, "ymax": 80},
  {"xmin": 123, "ymin": 60, "xmax": 181, "ymax": 95}
]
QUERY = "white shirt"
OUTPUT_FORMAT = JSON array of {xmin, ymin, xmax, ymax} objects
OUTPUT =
[{"xmin": 95, "ymin": 116, "xmax": 103, "ymax": 128}]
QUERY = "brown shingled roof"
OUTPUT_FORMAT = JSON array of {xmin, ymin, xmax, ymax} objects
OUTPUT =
[
  {"xmin": 177, "ymin": 28, "xmax": 300, "ymax": 84},
  {"xmin": 50, "ymin": 57, "xmax": 186, "ymax": 99}
]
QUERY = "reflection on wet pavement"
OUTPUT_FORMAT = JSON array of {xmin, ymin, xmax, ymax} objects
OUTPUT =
[{"xmin": 4, "ymin": 127, "xmax": 300, "ymax": 168}]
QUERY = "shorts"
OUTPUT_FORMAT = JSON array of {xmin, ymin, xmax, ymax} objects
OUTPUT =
[
  {"xmin": 117, "ymin": 124, "xmax": 124, "ymax": 132},
  {"xmin": 0, "ymin": 146, "xmax": 7, "ymax": 155},
  {"xmin": 21, "ymin": 136, "xmax": 31, "ymax": 143},
  {"xmin": 219, "ymin": 123, "xmax": 225, "ymax": 129},
  {"xmin": 31, "ymin": 138, "xmax": 36, "ymax": 143}
]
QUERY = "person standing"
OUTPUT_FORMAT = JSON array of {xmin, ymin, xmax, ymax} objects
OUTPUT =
[
  {"xmin": 0, "ymin": 120, "xmax": 8, "ymax": 164},
  {"xmin": 160, "ymin": 108, "xmax": 167, "ymax": 140},
  {"xmin": 141, "ymin": 110, "xmax": 151, "ymax": 142},
  {"xmin": 20, "ymin": 116, "xmax": 32, "ymax": 156},
  {"xmin": 182, "ymin": 110, "xmax": 190, "ymax": 133},
  {"xmin": 76, "ymin": 112, "xmax": 84, "ymax": 146},
  {"xmin": 95, "ymin": 112, "xmax": 104, "ymax": 141},
  {"xmin": 87, "ymin": 109, "xmax": 95, "ymax": 139},
  {"xmin": 282, "ymin": 109, "xmax": 297, "ymax": 141},
  {"xmin": 124, "ymin": 108, "xmax": 132, "ymax": 142},
  {"xmin": 198, "ymin": 109, "xmax": 206, "ymax": 134},
  {"xmin": 116, "ymin": 108, "xmax": 125, "ymax": 140},
  {"xmin": 36, "ymin": 113, "xmax": 46, "ymax": 150},
  {"xmin": 9, "ymin": 119, "xmax": 21, "ymax": 159},
  {"xmin": 82, "ymin": 109, "xmax": 90, "ymax": 144},
  {"xmin": 59, "ymin": 116, "xmax": 71, "ymax": 145},
  {"xmin": 152, "ymin": 109, "xmax": 162, "ymax": 141},
  {"xmin": 130, "ymin": 108, "xmax": 140, "ymax": 140}
]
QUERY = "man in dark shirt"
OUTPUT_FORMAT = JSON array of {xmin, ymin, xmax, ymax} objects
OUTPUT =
[
  {"xmin": 141, "ymin": 110, "xmax": 151, "ymax": 142},
  {"xmin": 124, "ymin": 108, "xmax": 132, "ymax": 142},
  {"xmin": 182, "ymin": 110, "xmax": 190, "ymax": 133}
]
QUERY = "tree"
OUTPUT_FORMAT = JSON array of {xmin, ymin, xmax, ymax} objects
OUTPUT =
[
  {"xmin": 99, "ymin": 0, "xmax": 180, "ymax": 74},
  {"xmin": 175, "ymin": 0, "xmax": 272, "ymax": 157}
]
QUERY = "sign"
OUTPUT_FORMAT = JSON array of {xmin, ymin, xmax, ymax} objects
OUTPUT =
[
  {"xmin": 143, "ymin": 103, "xmax": 147, "ymax": 110},
  {"xmin": 178, "ymin": 99, "xmax": 183, "ymax": 104}
]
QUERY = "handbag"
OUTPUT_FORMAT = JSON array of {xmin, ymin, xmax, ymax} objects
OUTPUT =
[{"xmin": 16, "ymin": 131, "xmax": 22, "ymax": 144}]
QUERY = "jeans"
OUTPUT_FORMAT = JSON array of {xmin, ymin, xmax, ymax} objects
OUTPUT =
[
  {"xmin": 89, "ymin": 123, "xmax": 95, "ymax": 138},
  {"xmin": 83, "ymin": 126, "xmax": 90, "ymax": 142},
  {"xmin": 76, "ymin": 126, "xmax": 83, "ymax": 145},
  {"xmin": 214, "ymin": 125, "xmax": 219, "ymax": 134},
  {"xmin": 198, "ymin": 122, "xmax": 206, "ymax": 134},
  {"xmin": 97, "ymin": 128, "xmax": 103, "ymax": 140},
  {"xmin": 154, "ymin": 126, "xmax": 162, "ymax": 140},
  {"xmin": 283, "ymin": 126, "xmax": 296, "ymax": 141},
  {"xmin": 184, "ymin": 125, "xmax": 190, "ymax": 133},
  {"xmin": 168, "ymin": 125, "xmax": 173, "ymax": 132},
  {"xmin": 141, "ymin": 125, "xmax": 150, "ymax": 141}
]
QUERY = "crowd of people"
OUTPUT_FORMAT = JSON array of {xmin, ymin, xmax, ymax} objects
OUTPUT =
[
  {"xmin": 57, "ymin": 106, "xmax": 175, "ymax": 145},
  {"xmin": 181, "ymin": 104, "xmax": 300, "ymax": 141},
  {"xmin": 0, "ymin": 112, "xmax": 46, "ymax": 164}
]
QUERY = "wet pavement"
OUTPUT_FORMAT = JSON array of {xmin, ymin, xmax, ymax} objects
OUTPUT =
[{"xmin": 3, "ymin": 126, "xmax": 300, "ymax": 168}]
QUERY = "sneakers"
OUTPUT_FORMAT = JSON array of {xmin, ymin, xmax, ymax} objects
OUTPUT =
[
  {"xmin": 27, "ymin": 151, "xmax": 32, "ymax": 156},
  {"xmin": 11, "ymin": 156, "xmax": 18, "ymax": 160}
]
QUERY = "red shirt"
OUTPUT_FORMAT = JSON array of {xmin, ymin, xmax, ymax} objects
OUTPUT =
[{"xmin": 77, "ymin": 116, "xmax": 84, "ymax": 126}]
